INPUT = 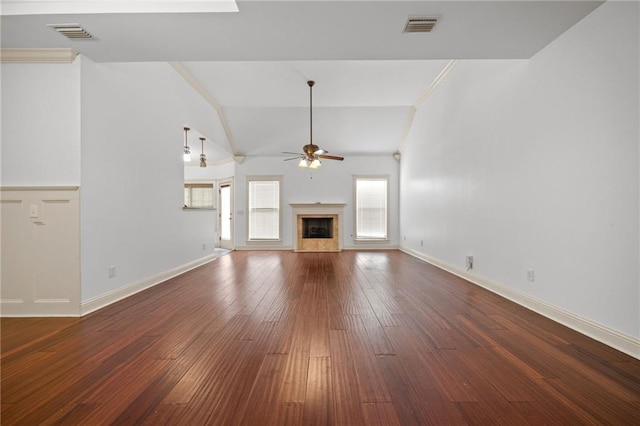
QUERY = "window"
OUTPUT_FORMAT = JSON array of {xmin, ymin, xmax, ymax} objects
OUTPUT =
[
  {"xmin": 184, "ymin": 183, "xmax": 214, "ymax": 209},
  {"xmin": 355, "ymin": 176, "xmax": 388, "ymax": 240},
  {"xmin": 248, "ymin": 177, "xmax": 281, "ymax": 240}
]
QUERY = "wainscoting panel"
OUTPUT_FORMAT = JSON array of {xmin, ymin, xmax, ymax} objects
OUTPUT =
[{"xmin": 1, "ymin": 187, "xmax": 80, "ymax": 316}]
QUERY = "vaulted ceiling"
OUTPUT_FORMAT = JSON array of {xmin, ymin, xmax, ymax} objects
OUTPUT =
[{"xmin": 1, "ymin": 0, "xmax": 604, "ymax": 162}]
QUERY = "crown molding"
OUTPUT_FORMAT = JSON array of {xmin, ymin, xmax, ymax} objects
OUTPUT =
[
  {"xmin": 170, "ymin": 61, "xmax": 240, "ymax": 157},
  {"xmin": 0, "ymin": 48, "xmax": 78, "ymax": 63},
  {"xmin": 397, "ymin": 59, "xmax": 459, "ymax": 154}
]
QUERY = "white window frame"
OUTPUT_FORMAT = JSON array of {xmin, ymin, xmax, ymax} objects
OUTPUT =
[
  {"xmin": 246, "ymin": 175, "xmax": 283, "ymax": 242},
  {"xmin": 184, "ymin": 181, "xmax": 215, "ymax": 210},
  {"xmin": 353, "ymin": 175, "xmax": 389, "ymax": 241}
]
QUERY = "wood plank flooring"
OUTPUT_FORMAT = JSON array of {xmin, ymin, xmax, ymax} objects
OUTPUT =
[{"xmin": 2, "ymin": 250, "xmax": 639, "ymax": 425}]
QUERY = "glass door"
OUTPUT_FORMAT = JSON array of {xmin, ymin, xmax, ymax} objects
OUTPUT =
[{"xmin": 218, "ymin": 179, "xmax": 233, "ymax": 249}]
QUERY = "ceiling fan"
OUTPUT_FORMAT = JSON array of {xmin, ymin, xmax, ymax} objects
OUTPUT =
[{"xmin": 283, "ymin": 80, "xmax": 344, "ymax": 168}]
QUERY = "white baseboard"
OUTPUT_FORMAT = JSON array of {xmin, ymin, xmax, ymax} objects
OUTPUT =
[
  {"xmin": 80, "ymin": 253, "xmax": 218, "ymax": 316},
  {"xmin": 233, "ymin": 245, "xmax": 399, "ymax": 251},
  {"xmin": 234, "ymin": 245, "xmax": 293, "ymax": 251},
  {"xmin": 343, "ymin": 244, "xmax": 399, "ymax": 250},
  {"xmin": 400, "ymin": 247, "xmax": 640, "ymax": 360}
]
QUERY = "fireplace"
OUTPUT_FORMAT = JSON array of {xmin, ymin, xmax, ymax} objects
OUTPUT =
[
  {"xmin": 302, "ymin": 217, "xmax": 333, "ymax": 239},
  {"xmin": 290, "ymin": 203, "xmax": 345, "ymax": 252}
]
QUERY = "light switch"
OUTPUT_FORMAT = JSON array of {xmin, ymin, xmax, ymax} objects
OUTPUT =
[{"xmin": 29, "ymin": 204, "xmax": 39, "ymax": 218}]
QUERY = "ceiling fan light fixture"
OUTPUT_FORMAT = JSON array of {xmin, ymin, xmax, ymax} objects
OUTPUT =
[{"xmin": 283, "ymin": 80, "xmax": 344, "ymax": 167}]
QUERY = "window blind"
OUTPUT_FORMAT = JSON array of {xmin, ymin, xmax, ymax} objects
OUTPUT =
[
  {"xmin": 184, "ymin": 183, "xmax": 214, "ymax": 209},
  {"xmin": 248, "ymin": 180, "xmax": 280, "ymax": 240},
  {"xmin": 356, "ymin": 179, "xmax": 387, "ymax": 239}
]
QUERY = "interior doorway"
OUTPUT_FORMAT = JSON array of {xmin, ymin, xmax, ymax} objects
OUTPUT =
[{"xmin": 218, "ymin": 179, "xmax": 233, "ymax": 249}]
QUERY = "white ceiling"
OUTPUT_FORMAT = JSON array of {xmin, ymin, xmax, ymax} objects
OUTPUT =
[{"xmin": 1, "ymin": 0, "xmax": 604, "ymax": 162}]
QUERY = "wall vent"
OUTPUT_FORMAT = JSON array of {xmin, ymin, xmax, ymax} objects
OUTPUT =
[
  {"xmin": 47, "ymin": 24, "xmax": 95, "ymax": 40},
  {"xmin": 403, "ymin": 16, "xmax": 438, "ymax": 33}
]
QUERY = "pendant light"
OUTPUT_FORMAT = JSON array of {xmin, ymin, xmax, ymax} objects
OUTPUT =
[
  {"xmin": 199, "ymin": 137, "xmax": 207, "ymax": 167},
  {"xmin": 183, "ymin": 127, "xmax": 191, "ymax": 162}
]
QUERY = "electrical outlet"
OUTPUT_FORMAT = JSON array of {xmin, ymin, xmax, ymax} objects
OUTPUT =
[
  {"xmin": 108, "ymin": 266, "xmax": 116, "ymax": 278},
  {"xmin": 202, "ymin": 243, "xmax": 206, "ymax": 250},
  {"xmin": 420, "ymin": 240, "xmax": 423, "ymax": 246},
  {"xmin": 465, "ymin": 255, "xmax": 474, "ymax": 271},
  {"xmin": 527, "ymin": 269, "xmax": 535, "ymax": 282}
]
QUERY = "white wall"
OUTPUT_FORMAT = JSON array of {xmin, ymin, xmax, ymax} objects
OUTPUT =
[
  {"xmin": 401, "ymin": 1, "xmax": 639, "ymax": 341},
  {"xmin": 235, "ymin": 155, "xmax": 399, "ymax": 249},
  {"xmin": 1, "ymin": 61, "xmax": 81, "ymax": 186},
  {"xmin": 80, "ymin": 58, "xmax": 223, "ymax": 302}
]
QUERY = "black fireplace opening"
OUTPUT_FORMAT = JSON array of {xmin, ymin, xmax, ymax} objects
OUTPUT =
[{"xmin": 302, "ymin": 217, "xmax": 333, "ymax": 239}]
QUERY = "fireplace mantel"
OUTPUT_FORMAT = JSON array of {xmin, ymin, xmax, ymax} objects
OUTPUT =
[
  {"xmin": 290, "ymin": 203, "xmax": 346, "ymax": 252},
  {"xmin": 290, "ymin": 203, "xmax": 346, "ymax": 210}
]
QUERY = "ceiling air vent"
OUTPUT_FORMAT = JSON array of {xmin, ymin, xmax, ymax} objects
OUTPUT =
[
  {"xmin": 47, "ymin": 24, "xmax": 94, "ymax": 40},
  {"xmin": 403, "ymin": 16, "xmax": 438, "ymax": 33}
]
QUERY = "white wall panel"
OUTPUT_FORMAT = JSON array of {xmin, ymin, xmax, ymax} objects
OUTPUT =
[{"xmin": 1, "ymin": 188, "xmax": 80, "ymax": 316}]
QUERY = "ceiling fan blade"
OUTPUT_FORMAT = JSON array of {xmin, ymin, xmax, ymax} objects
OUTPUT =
[
  {"xmin": 282, "ymin": 151, "xmax": 302, "ymax": 155},
  {"xmin": 314, "ymin": 148, "xmax": 327, "ymax": 155},
  {"xmin": 283, "ymin": 156, "xmax": 302, "ymax": 161},
  {"xmin": 318, "ymin": 154, "xmax": 344, "ymax": 161}
]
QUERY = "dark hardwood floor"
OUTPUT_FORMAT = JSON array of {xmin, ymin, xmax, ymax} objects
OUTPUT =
[{"xmin": 2, "ymin": 250, "xmax": 639, "ymax": 425}]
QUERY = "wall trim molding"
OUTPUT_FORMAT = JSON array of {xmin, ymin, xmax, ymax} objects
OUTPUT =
[
  {"xmin": 235, "ymin": 246, "xmax": 292, "ymax": 251},
  {"xmin": 169, "ymin": 61, "xmax": 240, "ymax": 156},
  {"xmin": 400, "ymin": 246, "xmax": 640, "ymax": 360},
  {"xmin": 0, "ymin": 48, "xmax": 78, "ymax": 64},
  {"xmin": 80, "ymin": 253, "xmax": 218, "ymax": 316},
  {"xmin": 343, "ymin": 244, "xmax": 399, "ymax": 250},
  {"xmin": 1, "ymin": 186, "xmax": 79, "ymax": 191},
  {"xmin": 233, "ymin": 245, "xmax": 399, "ymax": 251},
  {"xmin": 1, "ymin": 187, "xmax": 81, "ymax": 317},
  {"xmin": 398, "ymin": 59, "xmax": 459, "ymax": 154}
]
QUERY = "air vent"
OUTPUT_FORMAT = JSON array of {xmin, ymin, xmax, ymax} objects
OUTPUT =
[
  {"xmin": 47, "ymin": 24, "xmax": 94, "ymax": 40},
  {"xmin": 403, "ymin": 16, "xmax": 438, "ymax": 33}
]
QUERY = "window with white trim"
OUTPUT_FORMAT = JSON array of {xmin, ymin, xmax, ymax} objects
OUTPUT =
[
  {"xmin": 248, "ymin": 177, "xmax": 281, "ymax": 240},
  {"xmin": 184, "ymin": 183, "xmax": 214, "ymax": 209},
  {"xmin": 355, "ymin": 176, "xmax": 388, "ymax": 240}
]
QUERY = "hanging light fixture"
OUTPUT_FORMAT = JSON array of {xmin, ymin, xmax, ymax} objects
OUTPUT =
[
  {"xmin": 284, "ymin": 80, "xmax": 344, "ymax": 168},
  {"xmin": 183, "ymin": 127, "xmax": 191, "ymax": 162},
  {"xmin": 298, "ymin": 81, "xmax": 321, "ymax": 169},
  {"xmin": 199, "ymin": 137, "xmax": 207, "ymax": 167}
]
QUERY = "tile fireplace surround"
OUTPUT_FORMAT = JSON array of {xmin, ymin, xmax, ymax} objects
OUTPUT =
[{"xmin": 290, "ymin": 203, "xmax": 345, "ymax": 252}]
